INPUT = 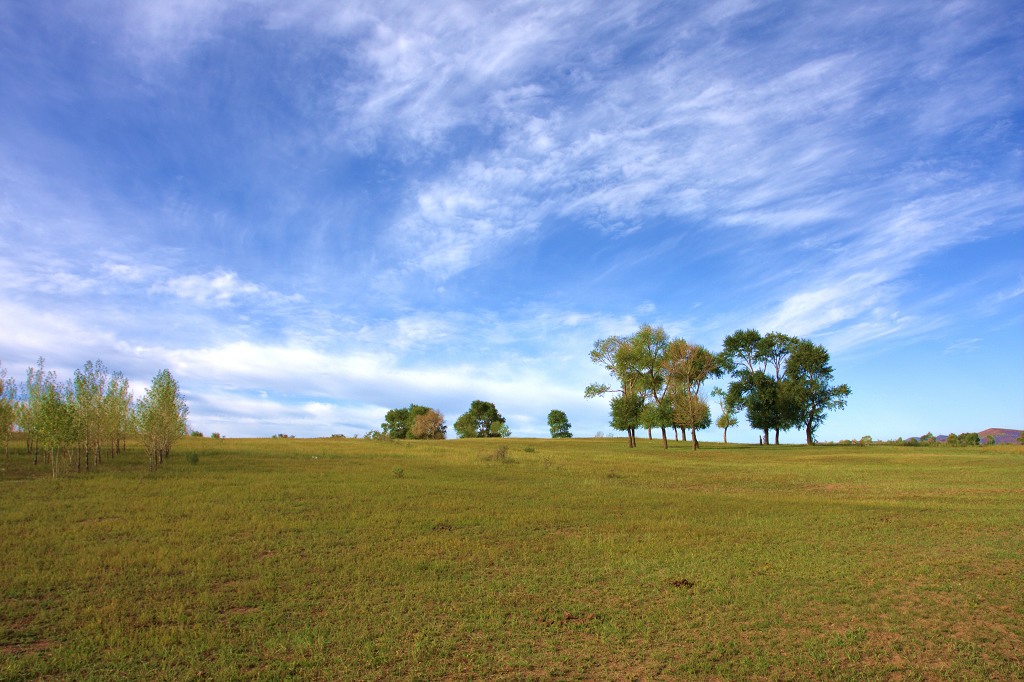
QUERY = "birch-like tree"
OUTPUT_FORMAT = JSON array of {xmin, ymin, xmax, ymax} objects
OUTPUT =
[
  {"xmin": 0, "ymin": 362, "xmax": 18, "ymax": 458},
  {"xmin": 665, "ymin": 340, "xmax": 721, "ymax": 450},
  {"xmin": 73, "ymin": 360, "xmax": 108, "ymax": 471},
  {"xmin": 135, "ymin": 369, "xmax": 189, "ymax": 470}
]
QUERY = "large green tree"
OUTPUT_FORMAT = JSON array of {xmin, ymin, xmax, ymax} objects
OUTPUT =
[
  {"xmin": 453, "ymin": 400, "xmax": 506, "ymax": 438},
  {"xmin": 781, "ymin": 340, "xmax": 851, "ymax": 445},
  {"xmin": 720, "ymin": 330, "xmax": 800, "ymax": 445},
  {"xmin": 381, "ymin": 407, "xmax": 412, "ymax": 439},
  {"xmin": 547, "ymin": 409, "xmax": 572, "ymax": 438},
  {"xmin": 609, "ymin": 393, "xmax": 645, "ymax": 448},
  {"xmin": 135, "ymin": 369, "xmax": 189, "ymax": 470}
]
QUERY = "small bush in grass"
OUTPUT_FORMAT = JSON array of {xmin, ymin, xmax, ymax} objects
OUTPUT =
[
  {"xmin": 392, "ymin": 467, "xmax": 405, "ymax": 479},
  {"xmin": 523, "ymin": 446, "xmax": 535, "ymax": 453},
  {"xmin": 186, "ymin": 452, "xmax": 199, "ymax": 465},
  {"xmin": 485, "ymin": 445, "xmax": 514, "ymax": 463}
]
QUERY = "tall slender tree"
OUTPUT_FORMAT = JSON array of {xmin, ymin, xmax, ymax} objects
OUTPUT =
[
  {"xmin": 711, "ymin": 387, "xmax": 738, "ymax": 444},
  {"xmin": 73, "ymin": 360, "xmax": 109, "ymax": 470},
  {"xmin": 135, "ymin": 369, "xmax": 189, "ymax": 470},
  {"xmin": 665, "ymin": 340, "xmax": 721, "ymax": 450},
  {"xmin": 0, "ymin": 362, "xmax": 17, "ymax": 458}
]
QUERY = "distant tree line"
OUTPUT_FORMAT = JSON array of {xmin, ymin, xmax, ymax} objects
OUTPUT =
[
  {"xmin": 898, "ymin": 432, "xmax": 1006, "ymax": 447},
  {"xmin": 585, "ymin": 325, "xmax": 851, "ymax": 449},
  {"xmin": 0, "ymin": 358, "xmax": 189, "ymax": 475}
]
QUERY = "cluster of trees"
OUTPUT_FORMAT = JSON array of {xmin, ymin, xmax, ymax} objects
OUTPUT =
[
  {"xmin": 902, "ymin": 432, "xmax": 991, "ymax": 447},
  {"xmin": 585, "ymin": 326, "xmax": 850, "ymax": 449},
  {"xmin": 0, "ymin": 358, "xmax": 189, "ymax": 475},
  {"xmin": 380, "ymin": 404, "xmax": 448, "ymax": 440},
  {"xmin": 585, "ymin": 326, "xmax": 722, "ymax": 450},
  {"xmin": 719, "ymin": 329, "xmax": 851, "ymax": 446},
  {"xmin": 374, "ymin": 400, "xmax": 511, "ymax": 440}
]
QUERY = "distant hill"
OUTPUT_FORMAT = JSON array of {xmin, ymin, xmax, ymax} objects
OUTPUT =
[
  {"xmin": 918, "ymin": 428, "xmax": 1022, "ymax": 444},
  {"xmin": 977, "ymin": 428, "xmax": 1022, "ymax": 444}
]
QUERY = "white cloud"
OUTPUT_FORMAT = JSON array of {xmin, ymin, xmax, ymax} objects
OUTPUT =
[{"xmin": 151, "ymin": 270, "xmax": 302, "ymax": 307}]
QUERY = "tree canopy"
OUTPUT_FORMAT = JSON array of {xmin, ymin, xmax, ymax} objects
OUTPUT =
[
  {"xmin": 547, "ymin": 409, "xmax": 572, "ymax": 438},
  {"xmin": 136, "ymin": 369, "xmax": 189, "ymax": 470},
  {"xmin": 719, "ymin": 330, "xmax": 850, "ymax": 446},
  {"xmin": 588, "ymin": 326, "xmax": 850, "ymax": 447},
  {"xmin": 453, "ymin": 400, "xmax": 506, "ymax": 438},
  {"xmin": 587, "ymin": 327, "xmax": 722, "ymax": 449},
  {"xmin": 382, "ymin": 404, "xmax": 446, "ymax": 439}
]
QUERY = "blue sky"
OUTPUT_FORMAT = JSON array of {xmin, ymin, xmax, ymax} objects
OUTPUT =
[{"xmin": 1, "ymin": 0, "xmax": 1021, "ymax": 441}]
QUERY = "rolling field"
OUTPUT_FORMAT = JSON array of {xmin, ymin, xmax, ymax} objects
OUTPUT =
[{"xmin": 2, "ymin": 437, "xmax": 1022, "ymax": 680}]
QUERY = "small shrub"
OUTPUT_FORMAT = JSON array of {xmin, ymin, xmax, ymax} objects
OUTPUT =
[
  {"xmin": 392, "ymin": 467, "xmax": 405, "ymax": 479},
  {"xmin": 523, "ymin": 446, "xmax": 535, "ymax": 453},
  {"xmin": 186, "ymin": 452, "xmax": 199, "ymax": 465},
  {"xmin": 190, "ymin": 430, "xmax": 204, "ymax": 438},
  {"xmin": 211, "ymin": 433, "xmax": 221, "ymax": 439},
  {"xmin": 484, "ymin": 445, "xmax": 514, "ymax": 463}
]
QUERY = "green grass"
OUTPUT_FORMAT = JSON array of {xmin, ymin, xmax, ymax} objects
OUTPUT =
[{"xmin": 2, "ymin": 437, "xmax": 1022, "ymax": 680}]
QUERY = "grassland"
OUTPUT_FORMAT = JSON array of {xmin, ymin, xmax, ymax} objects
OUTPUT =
[{"xmin": 2, "ymin": 436, "xmax": 1022, "ymax": 680}]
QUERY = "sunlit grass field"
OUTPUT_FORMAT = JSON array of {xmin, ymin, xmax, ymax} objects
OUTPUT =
[{"xmin": 2, "ymin": 436, "xmax": 1022, "ymax": 680}]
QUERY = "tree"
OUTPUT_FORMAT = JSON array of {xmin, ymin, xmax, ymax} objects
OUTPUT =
[
  {"xmin": 547, "ymin": 409, "xmax": 572, "ymax": 438},
  {"xmin": 663, "ymin": 340, "xmax": 721, "ymax": 450},
  {"xmin": 410, "ymin": 408, "xmax": 446, "ymax": 439},
  {"xmin": 609, "ymin": 393, "xmax": 645, "ymax": 448},
  {"xmin": 381, "ymin": 407, "xmax": 411, "ymax": 439},
  {"xmin": 36, "ymin": 375, "xmax": 78, "ymax": 477},
  {"xmin": 135, "ymin": 369, "xmax": 189, "ymax": 470},
  {"xmin": 453, "ymin": 400, "xmax": 506, "ymax": 438},
  {"xmin": 720, "ymin": 330, "xmax": 773, "ymax": 445},
  {"xmin": 73, "ymin": 359, "xmax": 109, "ymax": 471},
  {"xmin": 0, "ymin": 362, "xmax": 17, "ymax": 458},
  {"xmin": 958, "ymin": 432, "xmax": 980, "ymax": 447},
  {"xmin": 382, "ymin": 404, "xmax": 445, "ymax": 439},
  {"xmin": 781, "ymin": 340, "xmax": 851, "ymax": 445},
  {"xmin": 712, "ymin": 387, "xmax": 739, "ymax": 444},
  {"xmin": 730, "ymin": 370, "xmax": 780, "ymax": 446},
  {"xmin": 20, "ymin": 357, "xmax": 50, "ymax": 459},
  {"xmin": 102, "ymin": 371, "xmax": 132, "ymax": 457},
  {"xmin": 672, "ymin": 391, "xmax": 712, "ymax": 450},
  {"xmin": 586, "ymin": 325, "xmax": 674, "ymax": 448}
]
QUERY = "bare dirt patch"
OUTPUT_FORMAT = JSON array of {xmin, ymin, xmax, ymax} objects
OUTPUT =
[{"xmin": 0, "ymin": 639, "xmax": 55, "ymax": 655}]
